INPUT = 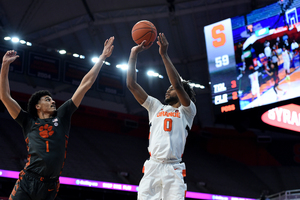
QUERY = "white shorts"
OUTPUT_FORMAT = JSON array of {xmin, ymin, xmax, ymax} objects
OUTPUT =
[
  {"xmin": 138, "ymin": 158, "xmax": 187, "ymax": 200},
  {"xmin": 283, "ymin": 61, "xmax": 290, "ymax": 70}
]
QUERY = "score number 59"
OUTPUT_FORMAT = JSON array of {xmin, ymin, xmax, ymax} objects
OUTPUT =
[
  {"xmin": 215, "ymin": 54, "xmax": 229, "ymax": 68},
  {"xmin": 211, "ymin": 24, "xmax": 229, "ymax": 68}
]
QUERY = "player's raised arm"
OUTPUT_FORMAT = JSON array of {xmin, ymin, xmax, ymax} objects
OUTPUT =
[
  {"xmin": 157, "ymin": 33, "xmax": 191, "ymax": 106},
  {"xmin": 0, "ymin": 50, "xmax": 21, "ymax": 119},
  {"xmin": 127, "ymin": 41, "xmax": 149, "ymax": 105},
  {"xmin": 71, "ymin": 37, "xmax": 114, "ymax": 107}
]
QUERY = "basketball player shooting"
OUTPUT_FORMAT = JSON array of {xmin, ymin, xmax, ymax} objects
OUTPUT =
[
  {"xmin": 0, "ymin": 37, "xmax": 114, "ymax": 200},
  {"xmin": 248, "ymin": 66, "xmax": 261, "ymax": 104},
  {"xmin": 127, "ymin": 33, "xmax": 197, "ymax": 200}
]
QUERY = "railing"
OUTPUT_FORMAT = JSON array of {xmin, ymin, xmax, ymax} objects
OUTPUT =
[{"xmin": 268, "ymin": 189, "xmax": 300, "ymax": 200}]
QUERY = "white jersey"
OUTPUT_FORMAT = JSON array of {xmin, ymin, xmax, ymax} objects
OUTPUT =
[
  {"xmin": 291, "ymin": 42, "xmax": 299, "ymax": 51},
  {"xmin": 142, "ymin": 96, "xmax": 196, "ymax": 161},
  {"xmin": 282, "ymin": 49, "xmax": 291, "ymax": 62},
  {"xmin": 282, "ymin": 49, "xmax": 291, "ymax": 68},
  {"xmin": 264, "ymin": 46, "xmax": 271, "ymax": 58},
  {"xmin": 248, "ymin": 71, "xmax": 260, "ymax": 95}
]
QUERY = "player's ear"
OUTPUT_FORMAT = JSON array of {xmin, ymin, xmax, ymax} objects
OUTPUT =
[{"xmin": 35, "ymin": 104, "xmax": 40, "ymax": 110}]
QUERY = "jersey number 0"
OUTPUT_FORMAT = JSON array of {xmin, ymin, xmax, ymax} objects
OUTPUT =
[{"xmin": 164, "ymin": 118, "xmax": 173, "ymax": 131}]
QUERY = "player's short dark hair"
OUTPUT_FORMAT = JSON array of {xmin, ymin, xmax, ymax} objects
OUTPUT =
[
  {"xmin": 182, "ymin": 80, "xmax": 196, "ymax": 103},
  {"xmin": 27, "ymin": 90, "xmax": 52, "ymax": 118}
]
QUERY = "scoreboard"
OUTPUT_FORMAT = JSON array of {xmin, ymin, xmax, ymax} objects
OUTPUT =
[
  {"xmin": 204, "ymin": 3, "xmax": 300, "ymax": 116},
  {"xmin": 204, "ymin": 2, "xmax": 300, "ymax": 134},
  {"xmin": 204, "ymin": 18, "xmax": 239, "ymax": 114}
]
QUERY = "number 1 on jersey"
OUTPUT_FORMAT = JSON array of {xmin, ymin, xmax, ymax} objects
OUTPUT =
[
  {"xmin": 164, "ymin": 118, "xmax": 173, "ymax": 131},
  {"xmin": 46, "ymin": 141, "xmax": 49, "ymax": 152}
]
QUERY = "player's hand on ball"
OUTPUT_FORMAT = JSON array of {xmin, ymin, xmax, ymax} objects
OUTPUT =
[{"xmin": 131, "ymin": 40, "xmax": 150, "ymax": 54}]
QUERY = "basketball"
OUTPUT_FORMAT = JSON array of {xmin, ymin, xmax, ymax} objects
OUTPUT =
[{"xmin": 131, "ymin": 20, "xmax": 157, "ymax": 48}]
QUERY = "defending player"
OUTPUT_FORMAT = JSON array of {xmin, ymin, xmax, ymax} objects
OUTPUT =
[
  {"xmin": 265, "ymin": 62, "xmax": 285, "ymax": 100},
  {"xmin": 127, "ymin": 33, "xmax": 197, "ymax": 200},
  {"xmin": 0, "ymin": 37, "xmax": 114, "ymax": 200}
]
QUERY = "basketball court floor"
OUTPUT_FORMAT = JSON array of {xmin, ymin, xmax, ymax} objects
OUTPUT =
[{"xmin": 241, "ymin": 64, "xmax": 300, "ymax": 110}]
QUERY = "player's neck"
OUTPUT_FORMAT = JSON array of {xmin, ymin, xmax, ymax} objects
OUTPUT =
[
  {"xmin": 37, "ymin": 112, "xmax": 53, "ymax": 119},
  {"xmin": 170, "ymin": 102, "xmax": 181, "ymax": 108}
]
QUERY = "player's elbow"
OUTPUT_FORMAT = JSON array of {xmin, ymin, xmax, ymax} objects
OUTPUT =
[
  {"xmin": 126, "ymin": 81, "xmax": 139, "ymax": 94},
  {"xmin": 0, "ymin": 90, "xmax": 6, "ymax": 101},
  {"xmin": 0, "ymin": 93, "xmax": 10, "ymax": 104},
  {"xmin": 80, "ymin": 80, "xmax": 93, "ymax": 92},
  {"xmin": 127, "ymin": 84, "xmax": 135, "ymax": 93},
  {"xmin": 126, "ymin": 80, "xmax": 135, "ymax": 90}
]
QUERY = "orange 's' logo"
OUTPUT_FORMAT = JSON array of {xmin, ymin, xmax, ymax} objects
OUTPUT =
[{"xmin": 212, "ymin": 24, "xmax": 226, "ymax": 48}]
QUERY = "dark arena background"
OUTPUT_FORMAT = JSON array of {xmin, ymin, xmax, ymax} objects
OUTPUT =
[{"xmin": 1, "ymin": 0, "xmax": 300, "ymax": 200}]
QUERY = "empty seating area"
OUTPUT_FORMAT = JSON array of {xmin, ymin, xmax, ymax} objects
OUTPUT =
[
  {"xmin": 62, "ymin": 126, "xmax": 149, "ymax": 185},
  {"xmin": 0, "ymin": 117, "xmax": 27, "ymax": 172}
]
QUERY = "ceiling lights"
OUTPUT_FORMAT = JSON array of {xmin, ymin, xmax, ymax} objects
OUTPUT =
[{"xmin": 4, "ymin": 36, "xmax": 32, "ymax": 46}]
